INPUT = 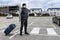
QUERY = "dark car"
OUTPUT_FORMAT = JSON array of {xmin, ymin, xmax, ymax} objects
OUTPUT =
[
  {"xmin": 41, "ymin": 13, "xmax": 49, "ymax": 16},
  {"xmin": 52, "ymin": 12, "xmax": 60, "ymax": 26}
]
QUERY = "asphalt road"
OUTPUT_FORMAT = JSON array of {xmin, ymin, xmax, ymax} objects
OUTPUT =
[{"xmin": 0, "ymin": 17, "xmax": 60, "ymax": 40}]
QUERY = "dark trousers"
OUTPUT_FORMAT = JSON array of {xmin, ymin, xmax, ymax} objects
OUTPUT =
[{"xmin": 20, "ymin": 19, "xmax": 28, "ymax": 33}]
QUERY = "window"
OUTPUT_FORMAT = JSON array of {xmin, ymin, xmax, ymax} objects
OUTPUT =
[
  {"xmin": 50, "ymin": 9, "xmax": 53, "ymax": 11},
  {"xmin": 32, "ymin": 10, "xmax": 34, "ymax": 11},
  {"xmin": 57, "ymin": 9, "xmax": 59, "ymax": 11}
]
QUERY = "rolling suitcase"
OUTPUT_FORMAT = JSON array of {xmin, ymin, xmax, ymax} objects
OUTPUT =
[{"xmin": 4, "ymin": 24, "xmax": 16, "ymax": 36}]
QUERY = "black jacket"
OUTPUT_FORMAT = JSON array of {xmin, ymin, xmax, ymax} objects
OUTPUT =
[{"xmin": 21, "ymin": 7, "xmax": 29, "ymax": 20}]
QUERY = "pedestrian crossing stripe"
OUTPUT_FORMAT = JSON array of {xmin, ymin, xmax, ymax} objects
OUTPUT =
[
  {"xmin": 30, "ymin": 27, "xmax": 40, "ymax": 35},
  {"xmin": 47, "ymin": 28, "xmax": 57, "ymax": 35},
  {"xmin": 9, "ymin": 27, "xmax": 59, "ymax": 39},
  {"xmin": 30, "ymin": 28, "xmax": 57, "ymax": 36},
  {"xmin": 2, "ymin": 27, "xmax": 58, "ymax": 36}
]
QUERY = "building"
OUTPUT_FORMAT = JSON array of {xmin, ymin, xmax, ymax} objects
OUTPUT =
[
  {"xmin": 0, "ymin": 0, "xmax": 20, "ymax": 15},
  {"xmin": 47, "ymin": 8, "xmax": 60, "ymax": 16},
  {"xmin": 0, "ymin": 7, "xmax": 9, "ymax": 14},
  {"xmin": 30, "ymin": 8, "xmax": 42, "ymax": 16},
  {"xmin": 0, "ymin": 6, "xmax": 19, "ymax": 14}
]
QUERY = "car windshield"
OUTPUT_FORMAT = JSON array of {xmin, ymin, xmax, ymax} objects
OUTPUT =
[{"xmin": 56, "ymin": 12, "xmax": 60, "ymax": 16}]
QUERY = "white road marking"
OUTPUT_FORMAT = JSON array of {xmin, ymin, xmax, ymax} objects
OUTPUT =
[
  {"xmin": 28, "ymin": 22, "xmax": 34, "ymax": 26},
  {"xmin": 30, "ymin": 34, "xmax": 60, "ymax": 36},
  {"xmin": 9, "ymin": 32, "xmax": 19, "ymax": 39},
  {"xmin": 51, "ymin": 24, "xmax": 57, "ymax": 29},
  {"xmin": 9, "ymin": 22, "xmax": 33, "ymax": 39},
  {"xmin": 9, "ymin": 30, "xmax": 19, "ymax": 39},
  {"xmin": 9, "ymin": 27, "xmax": 58, "ymax": 39},
  {"xmin": 30, "ymin": 27, "xmax": 40, "ymax": 35},
  {"xmin": 46, "ymin": 19, "xmax": 56, "ymax": 29},
  {"xmin": 9, "ymin": 28, "xmax": 24, "ymax": 39},
  {"xmin": 13, "ymin": 30, "xmax": 19, "ymax": 33},
  {"xmin": 47, "ymin": 28, "xmax": 57, "ymax": 35}
]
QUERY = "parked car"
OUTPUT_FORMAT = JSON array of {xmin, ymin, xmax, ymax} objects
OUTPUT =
[
  {"xmin": 6, "ymin": 14, "xmax": 13, "ymax": 19},
  {"xmin": 41, "ymin": 13, "xmax": 49, "ymax": 16},
  {"xmin": 52, "ymin": 12, "xmax": 60, "ymax": 26}
]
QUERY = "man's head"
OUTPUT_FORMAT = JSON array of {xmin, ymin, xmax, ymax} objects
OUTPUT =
[{"xmin": 22, "ymin": 3, "xmax": 26, "ymax": 8}]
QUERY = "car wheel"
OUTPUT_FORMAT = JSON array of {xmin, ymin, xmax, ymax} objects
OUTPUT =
[
  {"xmin": 52, "ymin": 19, "xmax": 55, "ymax": 23},
  {"xmin": 57, "ymin": 20, "xmax": 60, "ymax": 26}
]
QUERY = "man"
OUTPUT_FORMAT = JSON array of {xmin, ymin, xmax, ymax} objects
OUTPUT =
[{"xmin": 20, "ymin": 3, "xmax": 29, "ymax": 36}]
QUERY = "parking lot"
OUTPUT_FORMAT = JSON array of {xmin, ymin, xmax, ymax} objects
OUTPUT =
[{"xmin": 0, "ymin": 16, "xmax": 60, "ymax": 40}]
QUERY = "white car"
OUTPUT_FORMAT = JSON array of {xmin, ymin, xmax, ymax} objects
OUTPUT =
[{"xmin": 6, "ymin": 14, "xmax": 13, "ymax": 19}]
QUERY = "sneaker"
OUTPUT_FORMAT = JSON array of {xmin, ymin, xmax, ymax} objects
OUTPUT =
[
  {"xmin": 25, "ymin": 33, "xmax": 30, "ymax": 35},
  {"xmin": 20, "ymin": 33, "xmax": 23, "ymax": 36}
]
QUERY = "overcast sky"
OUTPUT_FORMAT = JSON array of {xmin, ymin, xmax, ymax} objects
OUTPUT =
[{"xmin": 0, "ymin": 0, "xmax": 60, "ymax": 10}]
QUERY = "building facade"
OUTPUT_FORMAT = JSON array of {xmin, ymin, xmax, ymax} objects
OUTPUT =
[
  {"xmin": 30, "ymin": 8, "xmax": 42, "ymax": 16},
  {"xmin": 0, "ymin": 7, "xmax": 9, "ymax": 14},
  {"xmin": 47, "ymin": 8, "xmax": 60, "ymax": 16},
  {"xmin": 0, "ymin": 6, "xmax": 19, "ymax": 14}
]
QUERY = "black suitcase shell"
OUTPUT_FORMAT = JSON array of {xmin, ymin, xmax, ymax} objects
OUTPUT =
[{"xmin": 4, "ymin": 24, "xmax": 16, "ymax": 36}]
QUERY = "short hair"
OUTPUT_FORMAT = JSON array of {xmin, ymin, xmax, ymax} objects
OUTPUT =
[{"xmin": 22, "ymin": 3, "xmax": 26, "ymax": 6}]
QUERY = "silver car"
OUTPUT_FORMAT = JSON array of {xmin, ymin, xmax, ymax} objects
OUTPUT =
[{"xmin": 6, "ymin": 14, "xmax": 13, "ymax": 19}]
